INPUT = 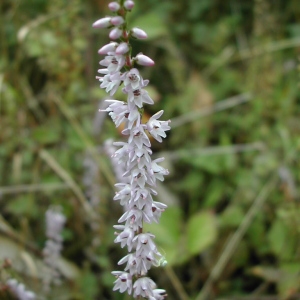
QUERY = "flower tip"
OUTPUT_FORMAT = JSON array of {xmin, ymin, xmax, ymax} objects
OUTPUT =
[
  {"xmin": 136, "ymin": 54, "xmax": 155, "ymax": 67},
  {"xmin": 108, "ymin": 1, "xmax": 120, "ymax": 11},
  {"xmin": 124, "ymin": 0, "xmax": 135, "ymax": 10},
  {"xmin": 92, "ymin": 17, "xmax": 111, "ymax": 28},
  {"xmin": 98, "ymin": 42, "xmax": 118, "ymax": 55},
  {"xmin": 111, "ymin": 16, "xmax": 124, "ymax": 26},
  {"xmin": 116, "ymin": 42, "xmax": 129, "ymax": 55},
  {"xmin": 109, "ymin": 28, "xmax": 122, "ymax": 40},
  {"xmin": 152, "ymin": 110, "xmax": 164, "ymax": 119},
  {"xmin": 131, "ymin": 27, "xmax": 147, "ymax": 39}
]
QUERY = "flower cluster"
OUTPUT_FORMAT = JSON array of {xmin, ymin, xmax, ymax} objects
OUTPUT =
[
  {"xmin": 42, "ymin": 207, "xmax": 66, "ymax": 291},
  {"xmin": 93, "ymin": 1, "xmax": 170, "ymax": 299},
  {"xmin": 6, "ymin": 279, "xmax": 35, "ymax": 300}
]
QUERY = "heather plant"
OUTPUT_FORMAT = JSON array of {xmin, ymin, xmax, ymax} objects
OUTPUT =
[
  {"xmin": 93, "ymin": 1, "xmax": 170, "ymax": 298},
  {"xmin": 1, "ymin": 1, "xmax": 300, "ymax": 299},
  {"xmin": 42, "ymin": 207, "xmax": 66, "ymax": 292}
]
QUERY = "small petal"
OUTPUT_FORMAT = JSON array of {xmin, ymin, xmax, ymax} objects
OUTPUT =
[
  {"xmin": 98, "ymin": 42, "xmax": 118, "ymax": 55},
  {"xmin": 151, "ymin": 110, "xmax": 164, "ymax": 120},
  {"xmin": 111, "ymin": 16, "xmax": 124, "ymax": 26},
  {"xmin": 93, "ymin": 17, "xmax": 111, "ymax": 28},
  {"xmin": 153, "ymin": 289, "xmax": 167, "ymax": 300},
  {"xmin": 124, "ymin": 0, "xmax": 135, "ymax": 10},
  {"xmin": 109, "ymin": 28, "xmax": 122, "ymax": 40},
  {"xmin": 108, "ymin": 2, "xmax": 120, "ymax": 11},
  {"xmin": 131, "ymin": 27, "xmax": 147, "ymax": 39},
  {"xmin": 136, "ymin": 54, "xmax": 155, "ymax": 66},
  {"xmin": 116, "ymin": 42, "xmax": 129, "ymax": 55}
]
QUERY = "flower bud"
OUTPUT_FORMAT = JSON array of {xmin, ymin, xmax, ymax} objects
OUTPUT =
[
  {"xmin": 135, "ymin": 54, "xmax": 155, "ymax": 66},
  {"xmin": 98, "ymin": 42, "xmax": 118, "ymax": 55},
  {"xmin": 108, "ymin": 2, "xmax": 120, "ymax": 11},
  {"xmin": 109, "ymin": 28, "xmax": 122, "ymax": 40},
  {"xmin": 116, "ymin": 42, "xmax": 129, "ymax": 55},
  {"xmin": 111, "ymin": 16, "xmax": 125, "ymax": 26},
  {"xmin": 131, "ymin": 27, "xmax": 147, "ymax": 39},
  {"xmin": 92, "ymin": 17, "xmax": 111, "ymax": 28},
  {"xmin": 124, "ymin": 0, "xmax": 135, "ymax": 10}
]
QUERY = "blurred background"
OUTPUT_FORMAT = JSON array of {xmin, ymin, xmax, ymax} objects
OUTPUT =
[{"xmin": 1, "ymin": 0, "xmax": 300, "ymax": 299}]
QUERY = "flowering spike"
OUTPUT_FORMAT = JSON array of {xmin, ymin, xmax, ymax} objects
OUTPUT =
[
  {"xmin": 43, "ymin": 207, "xmax": 66, "ymax": 291},
  {"xmin": 93, "ymin": 1, "xmax": 169, "ymax": 298}
]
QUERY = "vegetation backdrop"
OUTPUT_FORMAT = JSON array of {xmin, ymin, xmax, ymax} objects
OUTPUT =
[{"xmin": 0, "ymin": 0, "xmax": 300, "ymax": 299}]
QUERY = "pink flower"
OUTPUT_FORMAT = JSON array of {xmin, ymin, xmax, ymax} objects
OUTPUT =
[
  {"xmin": 116, "ymin": 42, "xmax": 129, "ymax": 55},
  {"xmin": 93, "ymin": 17, "xmax": 111, "ymax": 28},
  {"xmin": 100, "ymin": 54, "xmax": 125, "ymax": 73},
  {"xmin": 98, "ymin": 72, "xmax": 122, "ymax": 96},
  {"xmin": 136, "ymin": 54, "xmax": 155, "ymax": 66},
  {"xmin": 111, "ymin": 16, "xmax": 125, "ymax": 26},
  {"xmin": 114, "ymin": 225, "xmax": 135, "ymax": 251},
  {"xmin": 124, "ymin": 0, "xmax": 135, "ymax": 10},
  {"xmin": 112, "ymin": 271, "xmax": 132, "ymax": 294},
  {"xmin": 146, "ymin": 111, "xmax": 171, "ymax": 142},
  {"xmin": 128, "ymin": 89, "xmax": 154, "ymax": 108},
  {"xmin": 104, "ymin": 100, "xmax": 129, "ymax": 127},
  {"xmin": 150, "ymin": 158, "xmax": 169, "ymax": 181},
  {"xmin": 108, "ymin": 2, "xmax": 120, "ymax": 11},
  {"xmin": 133, "ymin": 277, "xmax": 156, "ymax": 298},
  {"xmin": 131, "ymin": 27, "xmax": 148, "ymax": 39},
  {"xmin": 98, "ymin": 42, "xmax": 118, "ymax": 55},
  {"xmin": 109, "ymin": 27, "xmax": 122, "ymax": 40}
]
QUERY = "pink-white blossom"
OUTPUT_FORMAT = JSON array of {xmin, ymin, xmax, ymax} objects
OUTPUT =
[
  {"xmin": 112, "ymin": 271, "xmax": 132, "ymax": 294},
  {"xmin": 109, "ymin": 27, "xmax": 122, "ymax": 40},
  {"xmin": 98, "ymin": 42, "xmax": 118, "ymax": 55},
  {"xmin": 108, "ymin": 2, "xmax": 120, "ymax": 12},
  {"xmin": 111, "ymin": 16, "xmax": 125, "ymax": 26},
  {"xmin": 116, "ymin": 42, "xmax": 129, "ymax": 55},
  {"xmin": 93, "ymin": 17, "xmax": 111, "ymax": 28},
  {"xmin": 136, "ymin": 54, "xmax": 155, "ymax": 66},
  {"xmin": 124, "ymin": 0, "xmax": 135, "ymax": 10},
  {"xmin": 131, "ymin": 27, "xmax": 148, "ymax": 39}
]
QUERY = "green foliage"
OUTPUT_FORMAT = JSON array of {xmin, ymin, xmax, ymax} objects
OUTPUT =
[
  {"xmin": 186, "ymin": 211, "xmax": 217, "ymax": 256},
  {"xmin": 6, "ymin": 195, "xmax": 39, "ymax": 218}
]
